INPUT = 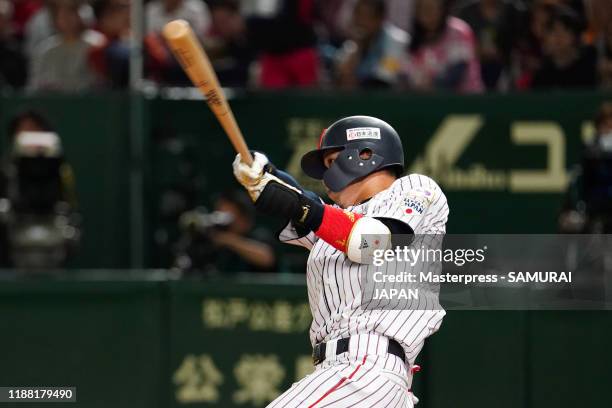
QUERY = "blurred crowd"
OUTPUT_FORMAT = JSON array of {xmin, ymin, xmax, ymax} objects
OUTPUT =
[{"xmin": 1, "ymin": 0, "xmax": 612, "ymax": 93}]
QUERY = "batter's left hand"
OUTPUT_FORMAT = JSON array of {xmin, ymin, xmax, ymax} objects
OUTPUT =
[{"xmin": 233, "ymin": 151, "xmax": 269, "ymax": 188}]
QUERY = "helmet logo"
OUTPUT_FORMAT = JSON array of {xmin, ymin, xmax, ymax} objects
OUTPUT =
[{"xmin": 346, "ymin": 127, "xmax": 381, "ymax": 141}]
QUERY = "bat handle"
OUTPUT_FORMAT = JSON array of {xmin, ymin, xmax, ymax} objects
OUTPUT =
[
  {"xmin": 220, "ymin": 108, "xmax": 253, "ymax": 165},
  {"xmin": 240, "ymin": 149, "xmax": 254, "ymax": 166}
]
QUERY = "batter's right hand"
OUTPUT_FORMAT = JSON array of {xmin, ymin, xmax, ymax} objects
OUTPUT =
[{"xmin": 233, "ymin": 152, "xmax": 269, "ymax": 188}]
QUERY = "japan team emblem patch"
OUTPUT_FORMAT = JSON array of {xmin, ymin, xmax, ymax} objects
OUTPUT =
[
  {"xmin": 404, "ymin": 197, "xmax": 425, "ymax": 214},
  {"xmin": 403, "ymin": 188, "xmax": 433, "ymax": 215}
]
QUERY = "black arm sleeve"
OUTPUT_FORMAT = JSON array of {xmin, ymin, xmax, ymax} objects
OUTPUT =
[
  {"xmin": 255, "ymin": 180, "xmax": 324, "ymax": 233},
  {"xmin": 266, "ymin": 165, "xmax": 321, "ymax": 203}
]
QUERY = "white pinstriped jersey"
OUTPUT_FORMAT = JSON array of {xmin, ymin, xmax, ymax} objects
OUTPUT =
[{"xmin": 280, "ymin": 174, "xmax": 449, "ymax": 366}]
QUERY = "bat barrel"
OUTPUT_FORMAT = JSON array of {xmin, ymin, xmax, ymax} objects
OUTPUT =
[
  {"xmin": 162, "ymin": 19, "xmax": 254, "ymax": 166},
  {"xmin": 162, "ymin": 19, "xmax": 190, "ymax": 40}
]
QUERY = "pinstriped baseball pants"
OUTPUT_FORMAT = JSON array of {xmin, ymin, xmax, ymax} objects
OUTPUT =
[{"xmin": 267, "ymin": 334, "xmax": 416, "ymax": 408}]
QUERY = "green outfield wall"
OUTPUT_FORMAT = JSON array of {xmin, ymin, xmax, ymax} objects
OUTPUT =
[
  {"xmin": 0, "ymin": 277, "xmax": 610, "ymax": 408},
  {"xmin": 1, "ymin": 90, "xmax": 611, "ymax": 268}
]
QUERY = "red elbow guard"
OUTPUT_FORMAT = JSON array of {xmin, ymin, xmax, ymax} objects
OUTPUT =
[{"xmin": 314, "ymin": 205, "xmax": 363, "ymax": 252}]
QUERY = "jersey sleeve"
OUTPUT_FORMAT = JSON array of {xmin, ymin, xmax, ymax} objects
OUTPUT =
[
  {"xmin": 278, "ymin": 221, "xmax": 317, "ymax": 250},
  {"xmin": 366, "ymin": 174, "xmax": 449, "ymax": 234}
]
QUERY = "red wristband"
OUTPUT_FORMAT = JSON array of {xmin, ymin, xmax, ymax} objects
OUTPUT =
[{"xmin": 315, "ymin": 205, "xmax": 363, "ymax": 252}]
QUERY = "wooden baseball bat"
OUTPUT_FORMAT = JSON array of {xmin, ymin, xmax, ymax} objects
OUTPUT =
[{"xmin": 162, "ymin": 19, "xmax": 253, "ymax": 165}]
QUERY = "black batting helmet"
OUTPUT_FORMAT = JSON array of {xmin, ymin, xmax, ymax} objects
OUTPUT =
[{"xmin": 301, "ymin": 116, "xmax": 405, "ymax": 192}]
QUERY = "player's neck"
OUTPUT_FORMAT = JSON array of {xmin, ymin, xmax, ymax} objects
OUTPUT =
[{"xmin": 346, "ymin": 171, "xmax": 397, "ymax": 207}]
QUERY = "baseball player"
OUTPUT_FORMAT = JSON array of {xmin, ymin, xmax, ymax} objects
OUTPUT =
[{"xmin": 233, "ymin": 116, "xmax": 448, "ymax": 407}]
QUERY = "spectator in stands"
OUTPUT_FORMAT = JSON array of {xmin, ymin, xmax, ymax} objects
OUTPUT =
[
  {"xmin": 558, "ymin": 0, "xmax": 587, "ymax": 22},
  {"xmin": 335, "ymin": 0, "xmax": 408, "ymax": 89},
  {"xmin": 0, "ymin": 0, "xmax": 27, "ymax": 89},
  {"xmin": 318, "ymin": 0, "xmax": 352, "ymax": 48},
  {"xmin": 144, "ymin": 0, "xmax": 211, "ymax": 85},
  {"xmin": 386, "ymin": 0, "xmax": 417, "ymax": 33},
  {"xmin": 532, "ymin": 6, "xmax": 597, "ymax": 89},
  {"xmin": 10, "ymin": 0, "xmax": 44, "ymax": 40},
  {"xmin": 205, "ymin": 0, "xmax": 255, "ymax": 88},
  {"xmin": 454, "ymin": 0, "xmax": 522, "ymax": 90},
  {"xmin": 403, "ymin": 0, "xmax": 484, "ymax": 92},
  {"xmin": 24, "ymin": 0, "xmax": 93, "ymax": 58},
  {"xmin": 596, "ymin": 17, "xmax": 612, "ymax": 88},
  {"xmin": 509, "ymin": 0, "xmax": 550, "ymax": 89},
  {"xmin": 145, "ymin": 0, "xmax": 210, "ymax": 39},
  {"xmin": 25, "ymin": 0, "xmax": 59, "ymax": 57},
  {"xmin": 247, "ymin": 0, "xmax": 319, "ymax": 88},
  {"xmin": 28, "ymin": 0, "xmax": 103, "ymax": 91},
  {"xmin": 587, "ymin": 0, "xmax": 612, "ymax": 43},
  {"xmin": 90, "ymin": 0, "xmax": 130, "ymax": 88},
  {"xmin": 335, "ymin": 0, "xmax": 417, "ymax": 39}
]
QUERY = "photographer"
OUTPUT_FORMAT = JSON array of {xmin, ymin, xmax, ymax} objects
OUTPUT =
[
  {"xmin": 0, "ymin": 110, "xmax": 80, "ymax": 270},
  {"xmin": 559, "ymin": 102, "xmax": 612, "ymax": 233},
  {"xmin": 0, "ymin": 110, "xmax": 55, "ymax": 267},
  {"xmin": 558, "ymin": 102, "xmax": 612, "ymax": 302},
  {"xmin": 175, "ymin": 190, "xmax": 277, "ymax": 274}
]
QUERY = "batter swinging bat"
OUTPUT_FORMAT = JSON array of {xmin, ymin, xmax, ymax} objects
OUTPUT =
[{"xmin": 162, "ymin": 19, "xmax": 253, "ymax": 165}]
